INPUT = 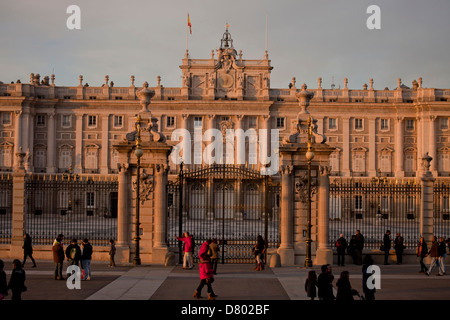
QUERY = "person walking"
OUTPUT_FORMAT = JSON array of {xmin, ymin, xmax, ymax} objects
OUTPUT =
[
  {"xmin": 304, "ymin": 270, "xmax": 318, "ymax": 300},
  {"xmin": 193, "ymin": 239, "xmax": 217, "ymax": 300},
  {"xmin": 81, "ymin": 239, "xmax": 93, "ymax": 280},
  {"xmin": 382, "ymin": 230, "xmax": 392, "ymax": 265},
  {"xmin": 0, "ymin": 259, "xmax": 8, "ymax": 300},
  {"xmin": 394, "ymin": 232, "xmax": 405, "ymax": 264},
  {"xmin": 417, "ymin": 237, "xmax": 428, "ymax": 273},
  {"xmin": 438, "ymin": 237, "xmax": 447, "ymax": 275},
  {"xmin": 109, "ymin": 239, "xmax": 116, "ymax": 267},
  {"xmin": 22, "ymin": 234, "xmax": 37, "ymax": 268},
  {"xmin": 52, "ymin": 236, "xmax": 65, "ymax": 280},
  {"xmin": 335, "ymin": 234, "xmax": 348, "ymax": 266},
  {"xmin": 336, "ymin": 270, "xmax": 359, "ymax": 301},
  {"xmin": 253, "ymin": 235, "xmax": 266, "ymax": 271},
  {"xmin": 426, "ymin": 236, "xmax": 442, "ymax": 276},
  {"xmin": 317, "ymin": 264, "xmax": 335, "ymax": 300},
  {"xmin": 8, "ymin": 259, "xmax": 26, "ymax": 301},
  {"xmin": 362, "ymin": 255, "xmax": 376, "ymax": 300},
  {"xmin": 209, "ymin": 238, "xmax": 220, "ymax": 275},
  {"xmin": 355, "ymin": 230, "xmax": 365, "ymax": 265},
  {"xmin": 175, "ymin": 232, "xmax": 194, "ymax": 269}
]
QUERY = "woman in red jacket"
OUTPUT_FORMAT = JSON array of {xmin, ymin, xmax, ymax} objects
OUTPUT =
[
  {"xmin": 175, "ymin": 232, "xmax": 193, "ymax": 269},
  {"xmin": 193, "ymin": 239, "xmax": 217, "ymax": 300}
]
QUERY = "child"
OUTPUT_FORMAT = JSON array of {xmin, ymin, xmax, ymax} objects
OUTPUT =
[
  {"xmin": 305, "ymin": 270, "xmax": 318, "ymax": 300},
  {"xmin": 194, "ymin": 240, "xmax": 217, "ymax": 300}
]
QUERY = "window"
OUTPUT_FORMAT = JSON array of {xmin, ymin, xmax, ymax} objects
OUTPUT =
[
  {"xmin": 59, "ymin": 191, "xmax": 69, "ymax": 208},
  {"xmin": 354, "ymin": 195, "xmax": 364, "ymax": 211},
  {"xmin": 0, "ymin": 149, "xmax": 11, "ymax": 167},
  {"xmin": 406, "ymin": 119, "xmax": 415, "ymax": 131},
  {"xmin": 166, "ymin": 116, "xmax": 175, "ymax": 128},
  {"xmin": 276, "ymin": 117, "xmax": 285, "ymax": 129},
  {"xmin": 36, "ymin": 115, "xmax": 46, "ymax": 126},
  {"xmin": 443, "ymin": 196, "xmax": 450, "ymax": 213},
  {"xmin": 34, "ymin": 149, "xmax": 46, "ymax": 168},
  {"xmin": 330, "ymin": 152, "xmax": 340, "ymax": 173},
  {"xmin": 85, "ymin": 149, "xmax": 98, "ymax": 170},
  {"xmin": 380, "ymin": 153, "xmax": 391, "ymax": 173},
  {"xmin": 194, "ymin": 116, "xmax": 202, "ymax": 129},
  {"xmin": 405, "ymin": 153, "xmax": 416, "ymax": 172},
  {"xmin": 406, "ymin": 196, "xmax": 415, "ymax": 213},
  {"xmin": 439, "ymin": 153, "xmax": 450, "ymax": 172},
  {"xmin": 88, "ymin": 115, "xmax": 97, "ymax": 127},
  {"xmin": 86, "ymin": 192, "xmax": 95, "ymax": 209},
  {"xmin": 62, "ymin": 115, "xmax": 71, "ymax": 127},
  {"xmin": 114, "ymin": 115, "xmax": 123, "ymax": 128},
  {"xmin": 354, "ymin": 118, "xmax": 363, "ymax": 130},
  {"xmin": 2, "ymin": 113, "xmax": 11, "ymax": 125},
  {"xmin": 380, "ymin": 119, "xmax": 389, "ymax": 131},
  {"xmin": 328, "ymin": 118, "xmax": 337, "ymax": 130},
  {"xmin": 441, "ymin": 117, "xmax": 449, "ymax": 130},
  {"xmin": 111, "ymin": 149, "xmax": 119, "ymax": 171},
  {"xmin": 353, "ymin": 153, "xmax": 365, "ymax": 173},
  {"xmin": 381, "ymin": 196, "xmax": 390, "ymax": 213},
  {"xmin": 59, "ymin": 149, "xmax": 72, "ymax": 169}
]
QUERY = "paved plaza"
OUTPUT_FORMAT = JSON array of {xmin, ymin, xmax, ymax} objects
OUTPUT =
[{"xmin": 1, "ymin": 259, "xmax": 450, "ymax": 301}]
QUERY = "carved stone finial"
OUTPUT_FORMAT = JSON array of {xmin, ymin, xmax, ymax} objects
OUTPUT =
[
  {"xmin": 130, "ymin": 75, "xmax": 135, "ymax": 87},
  {"xmin": 136, "ymin": 82, "xmax": 155, "ymax": 113},
  {"xmin": 422, "ymin": 152, "xmax": 432, "ymax": 172}
]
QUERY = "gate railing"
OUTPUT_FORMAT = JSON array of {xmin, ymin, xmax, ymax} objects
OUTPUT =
[
  {"xmin": 329, "ymin": 179, "xmax": 421, "ymax": 250},
  {"xmin": 167, "ymin": 164, "xmax": 281, "ymax": 263},
  {"xmin": 0, "ymin": 174, "xmax": 13, "ymax": 244},
  {"xmin": 25, "ymin": 174, "xmax": 118, "ymax": 246}
]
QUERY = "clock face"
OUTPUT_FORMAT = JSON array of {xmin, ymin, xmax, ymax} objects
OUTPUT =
[{"xmin": 218, "ymin": 74, "xmax": 234, "ymax": 88}]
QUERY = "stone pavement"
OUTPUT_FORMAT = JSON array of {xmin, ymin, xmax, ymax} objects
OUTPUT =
[{"xmin": 1, "ymin": 259, "xmax": 450, "ymax": 301}]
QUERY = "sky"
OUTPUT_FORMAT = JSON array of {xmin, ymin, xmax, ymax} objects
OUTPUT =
[{"xmin": 1, "ymin": 0, "xmax": 450, "ymax": 90}]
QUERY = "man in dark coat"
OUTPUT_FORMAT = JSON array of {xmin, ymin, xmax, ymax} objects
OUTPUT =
[
  {"xmin": 52, "ymin": 237, "xmax": 65, "ymax": 280},
  {"xmin": 355, "ymin": 230, "xmax": 365, "ymax": 265},
  {"xmin": 394, "ymin": 233, "xmax": 405, "ymax": 264},
  {"xmin": 317, "ymin": 264, "xmax": 335, "ymax": 300},
  {"xmin": 426, "ymin": 236, "xmax": 442, "ymax": 276},
  {"xmin": 383, "ymin": 230, "xmax": 392, "ymax": 265},
  {"xmin": 65, "ymin": 239, "xmax": 82, "ymax": 279},
  {"xmin": 336, "ymin": 234, "xmax": 348, "ymax": 266}
]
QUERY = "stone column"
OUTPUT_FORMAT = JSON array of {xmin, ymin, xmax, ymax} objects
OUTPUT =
[
  {"xmin": 13, "ymin": 110, "xmax": 22, "ymax": 168},
  {"xmin": 314, "ymin": 165, "xmax": 333, "ymax": 265},
  {"xmin": 259, "ymin": 115, "xmax": 271, "ymax": 170},
  {"xmin": 368, "ymin": 118, "xmax": 377, "ymax": 177},
  {"xmin": 27, "ymin": 110, "xmax": 34, "ymax": 173},
  {"xmin": 235, "ymin": 115, "xmax": 244, "ymax": 165},
  {"xmin": 395, "ymin": 117, "xmax": 404, "ymax": 177},
  {"xmin": 429, "ymin": 116, "xmax": 437, "ymax": 176},
  {"xmin": 46, "ymin": 111, "xmax": 57, "ymax": 173},
  {"xmin": 116, "ymin": 163, "xmax": 130, "ymax": 261},
  {"xmin": 342, "ymin": 118, "xmax": 350, "ymax": 176},
  {"xmin": 10, "ymin": 152, "xmax": 26, "ymax": 257},
  {"xmin": 417, "ymin": 116, "xmax": 423, "ymax": 176},
  {"xmin": 22, "ymin": 107, "xmax": 31, "ymax": 156},
  {"xmin": 74, "ymin": 113, "xmax": 83, "ymax": 174},
  {"xmin": 101, "ymin": 115, "xmax": 109, "ymax": 174},
  {"xmin": 181, "ymin": 114, "xmax": 190, "ymax": 165},
  {"xmin": 419, "ymin": 154, "xmax": 435, "ymax": 261},
  {"xmin": 278, "ymin": 164, "xmax": 295, "ymax": 266},
  {"xmin": 153, "ymin": 164, "xmax": 168, "ymax": 249}
]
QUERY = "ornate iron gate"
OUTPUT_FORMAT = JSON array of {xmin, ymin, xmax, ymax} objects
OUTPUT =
[{"xmin": 167, "ymin": 164, "xmax": 280, "ymax": 264}]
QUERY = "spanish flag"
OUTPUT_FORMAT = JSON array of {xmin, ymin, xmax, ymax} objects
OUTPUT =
[{"xmin": 188, "ymin": 14, "xmax": 192, "ymax": 34}]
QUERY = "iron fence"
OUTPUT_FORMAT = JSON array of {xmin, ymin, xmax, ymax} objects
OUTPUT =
[
  {"xmin": 434, "ymin": 181, "xmax": 450, "ymax": 240},
  {"xmin": 25, "ymin": 174, "xmax": 118, "ymax": 246},
  {"xmin": 0, "ymin": 173, "xmax": 12, "ymax": 244},
  {"xmin": 329, "ymin": 179, "xmax": 421, "ymax": 250},
  {"xmin": 167, "ymin": 164, "xmax": 281, "ymax": 263}
]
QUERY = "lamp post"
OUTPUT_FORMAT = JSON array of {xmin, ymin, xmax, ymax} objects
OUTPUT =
[
  {"xmin": 305, "ymin": 116, "xmax": 315, "ymax": 268},
  {"xmin": 133, "ymin": 115, "xmax": 144, "ymax": 266},
  {"xmin": 63, "ymin": 165, "xmax": 78, "ymax": 214}
]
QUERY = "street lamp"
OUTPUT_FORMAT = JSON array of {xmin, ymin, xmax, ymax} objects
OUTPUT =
[
  {"xmin": 62, "ymin": 164, "xmax": 78, "ymax": 214},
  {"xmin": 133, "ymin": 115, "xmax": 144, "ymax": 266},
  {"xmin": 305, "ymin": 116, "xmax": 315, "ymax": 268}
]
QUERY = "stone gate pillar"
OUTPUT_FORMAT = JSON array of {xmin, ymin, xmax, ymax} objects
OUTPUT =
[
  {"xmin": 115, "ymin": 163, "xmax": 130, "ymax": 262},
  {"xmin": 420, "ymin": 153, "xmax": 435, "ymax": 260},
  {"xmin": 10, "ymin": 151, "xmax": 27, "ymax": 258},
  {"xmin": 314, "ymin": 165, "xmax": 333, "ymax": 265},
  {"xmin": 278, "ymin": 164, "xmax": 294, "ymax": 265}
]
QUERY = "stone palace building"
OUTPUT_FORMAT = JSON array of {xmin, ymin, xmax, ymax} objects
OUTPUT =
[{"xmin": 0, "ymin": 28, "xmax": 449, "ymax": 265}]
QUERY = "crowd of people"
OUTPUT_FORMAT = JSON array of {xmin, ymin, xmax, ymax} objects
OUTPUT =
[{"xmin": 336, "ymin": 230, "xmax": 449, "ymax": 276}]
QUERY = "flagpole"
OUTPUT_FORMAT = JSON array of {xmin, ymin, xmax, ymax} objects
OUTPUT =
[{"xmin": 186, "ymin": 14, "xmax": 189, "ymax": 55}]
